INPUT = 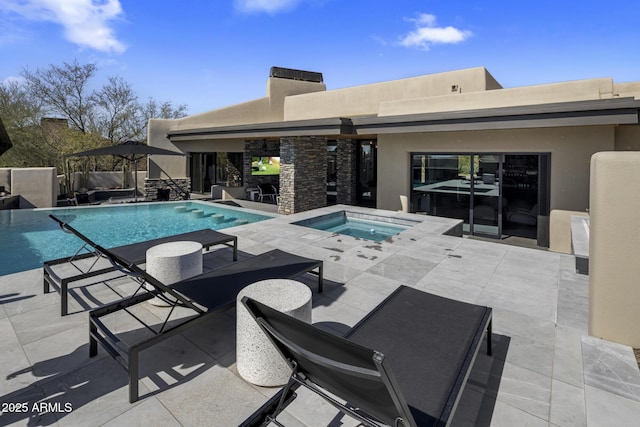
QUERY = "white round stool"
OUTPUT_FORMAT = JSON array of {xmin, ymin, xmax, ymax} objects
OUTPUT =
[
  {"xmin": 146, "ymin": 241, "xmax": 203, "ymax": 306},
  {"xmin": 237, "ymin": 279, "xmax": 312, "ymax": 386}
]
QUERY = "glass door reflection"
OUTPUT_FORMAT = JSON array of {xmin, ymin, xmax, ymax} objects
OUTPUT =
[
  {"xmin": 411, "ymin": 154, "xmax": 472, "ymax": 228},
  {"xmin": 471, "ymin": 154, "xmax": 502, "ymax": 238},
  {"xmin": 411, "ymin": 153, "xmax": 502, "ymax": 238}
]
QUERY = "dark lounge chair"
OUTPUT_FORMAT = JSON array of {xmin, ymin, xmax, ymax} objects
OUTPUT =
[
  {"xmin": 44, "ymin": 214, "xmax": 238, "ymax": 316},
  {"xmin": 241, "ymin": 285, "xmax": 492, "ymax": 427},
  {"xmin": 87, "ymin": 243, "xmax": 323, "ymax": 403}
]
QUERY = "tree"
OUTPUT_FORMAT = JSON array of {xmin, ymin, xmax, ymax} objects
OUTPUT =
[
  {"xmin": 0, "ymin": 79, "xmax": 43, "ymax": 131},
  {"xmin": 0, "ymin": 80, "xmax": 51, "ymax": 167},
  {"xmin": 135, "ymin": 97, "xmax": 188, "ymax": 138},
  {"xmin": 141, "ymin": 97, "xmax": 188, "ymax": 121},
  {"xmin": 93, "ymin": 76, "xmax": 138, "ymax": 145},
  {"xmin": 21, "ymin": 60, "xmax": 97, "ymax": 133},
  {"xmin": 0, "ymin": 80, "xmax": 99, "ymax": 169},
  {"xmin": 1, "ymin": 59, "xmax": 189, "ymax": 172}
]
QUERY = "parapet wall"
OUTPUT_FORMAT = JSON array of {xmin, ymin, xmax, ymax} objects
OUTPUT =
[
  {"xmin": 11, "ymin": 167, "xmax": 57, "ymax": 208},
  {"xmin": 0, "ymin": 168, "xmax": 10, "ymax": 193},
  {"xmin": 589, "ymin": 152, "xmax": 640, "ymax": 347},
  {"xmin": 549, "ymin": 209, "xmax": 589, "ymax": 254}
]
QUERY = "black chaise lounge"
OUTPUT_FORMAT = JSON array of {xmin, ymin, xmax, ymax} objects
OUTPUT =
[
  {"xmin": 87, "ymin": 243, "xmax": 323, "ymax": 403},
  {"xmin": 241, "ymin": 285, "xmax": 492, "ymax": 427},
  {"xmin": 44, "ymin": 214, "xmax": 238, "ymax": 316}
]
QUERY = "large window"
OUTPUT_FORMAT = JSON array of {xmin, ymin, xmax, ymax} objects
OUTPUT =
[
  {"xmin": 411, "ymin": 153, "xmax": 550, "ymax": 245},
  {"xmin": 357, "ymin": 140, "xmax": 377, "ymax": 207},
  {"xmin": 411, "ymin": 154, "xmax": 501, "ymax": 237},
  {"xmin": 190, "ymin": 152, "xmax": 243, "ymax": 193},
  {"xmin": 327, "ymin": 141, "xmax": 337, "ymax": 205}
]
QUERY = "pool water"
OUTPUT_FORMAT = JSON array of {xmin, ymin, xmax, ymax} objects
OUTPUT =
[
  {"xmin": 294, "ymin": 212, "xmax": 410, "ymax": 242},
  {"xmin": 0, "ymin": 202, "xmax": 273, "ymax": 276}
]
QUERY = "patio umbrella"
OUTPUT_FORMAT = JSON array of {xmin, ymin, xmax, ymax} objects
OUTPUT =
[
  {"xmin": 66, "ymin": 140, "xmax": 184, "ymax": 202},
  {"xmin": 0, "ymin": 117, "xmax": 12, "ymax": 156}
]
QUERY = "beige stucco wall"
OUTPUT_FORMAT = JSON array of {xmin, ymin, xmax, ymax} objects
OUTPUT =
[
  {"xmin": 148, "ymin": 77, "xmax": 326, "ymax": 178},
  {"xmin": 70, "ymin": 171, "xmax": 146, "ymax": 192},
  {"xmin": 614, "ymin": 81, "xmax": 640, "ymax": 98},
  {"xmin": 549, "ymin": 209, "xmax": 589, "ymax": 254},
  {"xmin": 147, "ymin": 118, "xmax": 188, "ymax": 179},
  {"xmin": 589, "ymin": 151, "xmax": 640, "ymax": 347},
  {"xmin": 283, "ymin": 67, "xmax": 501, "ymax": 121},
  {"xmin": 614, "ymin": 125, "xmax": 640, "ymax": 151},
  {"xmin": 148, "ymin": 137, "xmax": 245, "ymax": 181},
  {"xmin": 176, "ymin": 98, "xmax": 273, "ymax": 128},
  {"xmin": 11, "ymin": 167, "xmax": 57, "ymax": 208},
  {"xmin": 376, "ymin": 126, "xmax": 615, "ymax": 213},
  {"xmin": 0, "ymin": 168, "xmax": 10, "ymax": 192},
  {"xmin": 144, "ymin": 67, "xmax": 639, "ymax": 204},
  {"xmin": 169, "ymin": 78, "xmax": 326, "ymax": 129},
  {"xmin": 378, "ymin": 78, "xmax": 615, "ymax": 116}
]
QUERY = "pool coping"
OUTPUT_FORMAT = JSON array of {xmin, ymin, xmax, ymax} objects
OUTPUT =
[
  {"xmin": 25, "ymin": 200, "xmax": 280, "ymax": 219},
  {"xmin": 0, "ymin": 201, "xmax": 279, "ymax": 277},
  {"xmin": 265, "ymin": 204, "xmax": 463, "ymax": 241},
  {"xmin": 2, "ymin": 205, "xmax": 636, "ymax": 426}
]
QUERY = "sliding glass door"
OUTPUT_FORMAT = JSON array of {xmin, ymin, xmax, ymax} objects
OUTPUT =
[
  {"xmin": 411, "ymin": 153, "xmax": 503, "ymax": 238},
  {"xmin": 190, "ymin": 152, "xmax": 244, "ymax": 193},
  {"xmin": 473, "ymin": 154, "xmax": 502, "ymax": 238},
  {"xmin": 411, "ymin": 152, "xmax": 550, "ymax": 243},
  {"xmin": 357, "ymin": 140, "xmax": 377, "ymax": 207},
  {"xmin": 189, "ymin": 153, "xmax": 214, "ymax": 193}
]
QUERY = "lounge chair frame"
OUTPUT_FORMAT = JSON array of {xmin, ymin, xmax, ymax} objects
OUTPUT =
[
  {"xmin": 256, "ymin": 184, "xmax": 277, "ymax": 202},
  {"xmin": 241, "ymin": 286, "xmax": 492, "ymax": 427},
  {"xmin": 44, "ymin": 214, "xmax": 238, "ymax": 316},
  {"xmin": 87, "ymin": 245, "xmax": 323, "ymax": 403}
]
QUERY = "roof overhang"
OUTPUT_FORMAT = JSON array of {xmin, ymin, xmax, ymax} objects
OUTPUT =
[
  {"xmin": 352, "ymin": 98, "xmax": 640, "ymax": 134},
  {"xmin": 167, "ymin": 117, "xmax": 354, "ymax": 142},
  {"xmin": 166, "ymin": 98, "xmax": 640, "ymax": 142}
]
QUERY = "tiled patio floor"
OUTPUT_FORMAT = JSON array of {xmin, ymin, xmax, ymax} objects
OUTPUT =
[{"xmin": 1, "ymin": 205, "xmax": 640, "ymax": 426}]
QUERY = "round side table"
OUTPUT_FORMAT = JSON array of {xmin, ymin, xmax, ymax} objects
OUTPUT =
[
  {"xmin": 236, "ymin": 279, "xmax": 312, "ymax": 386},
  {"xmin": 146, "ymin": 241, "xmax": 203, "ymax": 306}
]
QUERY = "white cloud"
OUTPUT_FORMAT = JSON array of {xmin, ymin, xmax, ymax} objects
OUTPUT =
[
  {"xmin": 400, "ymin": 13, "xmax": 472, "ymax": 50},
  {"xmin": 1, "ymin": 76, "xmax": 27, "ymax": 87},
  {"xmin": 234, "ymin": 0, "xmax": 301, "ymax": 14},
  {"xmin": 0, "ymin": 0, "xmax": 126, "ymax": 53}
]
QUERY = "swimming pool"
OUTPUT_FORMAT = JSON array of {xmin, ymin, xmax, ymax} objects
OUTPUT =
[
  {"xmin": 0, "ymin": 201, "xmax": 274, "ymax": 276},
  {"xmin": 292, "ymin": 211, "xmax": 415, "ymax": 242}
]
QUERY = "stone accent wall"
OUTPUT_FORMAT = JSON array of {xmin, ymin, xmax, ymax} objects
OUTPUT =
[
  {"xmin": 337, "ymin": 139, "xmax": 357, "ymax": 205},
  {"xmin": 243, "ymin": 139, "xmax": 281, "ymax": 188},
  {"xmin": 144, "ymin": 178, "xmax": 191, "ymax": 201},
  {"xmin": 279, "ymin": 136, "xmax": 327, "ymax": 214},
  {"xmin": 224, "ymin": 154, "xmax": 243, "ymax": 187}
]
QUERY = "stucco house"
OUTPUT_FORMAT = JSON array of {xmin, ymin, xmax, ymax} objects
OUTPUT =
[{"xmin": 146, "ymin": 66, "xmax": 640, "ymax": 247}]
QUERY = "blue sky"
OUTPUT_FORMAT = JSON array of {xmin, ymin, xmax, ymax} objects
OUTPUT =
[{"xmin": 1, "ymin": 0, "xmax": 639, "ymax": 115}]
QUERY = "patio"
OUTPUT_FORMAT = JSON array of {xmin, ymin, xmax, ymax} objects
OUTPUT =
[{"xmin": 1, "ymin": 205, "xmax": 640, "ymax": 426}]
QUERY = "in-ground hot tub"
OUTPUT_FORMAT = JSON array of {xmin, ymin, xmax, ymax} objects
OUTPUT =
[{"xmin": 292, "ymin": 210, "xmax": 418, "ymax": 242}]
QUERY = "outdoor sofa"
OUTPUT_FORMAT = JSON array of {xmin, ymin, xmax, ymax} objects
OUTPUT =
[
  {"xmin": 241, "ymin": 285, "xmax": 492, "ymax": 427},
  {"xmin": 86, "ymin": 242, "xmax": 323, "ymax": 403},
  {"xmin": 44, "ymin": 214, "xmax": 238, "ymax": 316}
]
